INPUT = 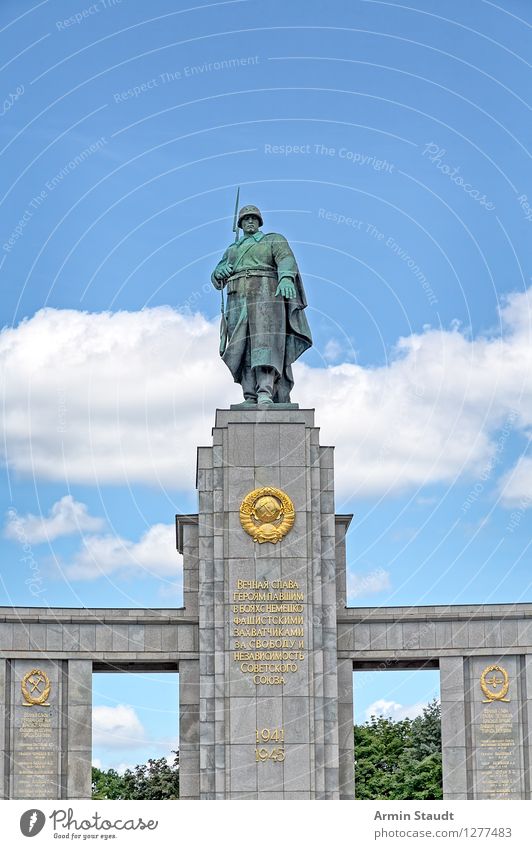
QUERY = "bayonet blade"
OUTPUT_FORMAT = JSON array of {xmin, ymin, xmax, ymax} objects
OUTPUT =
[{"xmin": 232, "ymin": 186, "xmax": 240, "ymax": 241}]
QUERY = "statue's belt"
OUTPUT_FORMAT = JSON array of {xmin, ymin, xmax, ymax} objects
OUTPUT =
[
  {"xmin": 229, "ymin": 267, "xmax": 277, "ymax": 280},
  {"xmin": 226, "ymin": 268, "xmax": 278, "ymax": 292}
]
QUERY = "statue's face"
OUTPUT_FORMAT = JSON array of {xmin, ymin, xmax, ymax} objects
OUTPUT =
[{"xmin": 241, "ymin": 215, "xmax": 260, "ymax": 234}]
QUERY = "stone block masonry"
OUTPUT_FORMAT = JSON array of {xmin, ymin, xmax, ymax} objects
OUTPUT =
[{"xmin": 2, "ymin": 407, "xmax": 532, "ymax": 799}]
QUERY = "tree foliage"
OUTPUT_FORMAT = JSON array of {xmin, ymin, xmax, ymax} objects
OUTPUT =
[
  {"xmin": 92, "ymin": 752, "xmax": 179, "ymax": 800},
  {"xmin": 91, "ymin": 703, "xmax": 442, "ymax": 801},
  {"xmin": 354, "ymin": 699, "xmax": 442, "ymax": 799}
]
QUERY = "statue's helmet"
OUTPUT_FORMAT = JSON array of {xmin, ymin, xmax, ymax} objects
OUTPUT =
[{"xmin": 237, "ymin": 204, "xmax": 263, "ymax": 227}]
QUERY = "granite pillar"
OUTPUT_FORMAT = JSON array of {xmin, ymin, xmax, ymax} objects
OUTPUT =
[
  {"xmin": 440, "ymin": 656, "xmax": 469, "ymax": 800},
  {"xmin": 178, "ymin": 659, "xmax": 200, "ymax": 800},
  {"xmin": 9, "ymin": 659, "xmax": 63, "ymax": 798},
  {"xmin": 194, "ymin": 408, "xmax": 342, "ymax": 799},
  {"xmin": 441, "ymin": 654, "xmax": 530, "ymax": 799},
  {"xmin": 65, "ymin": 660, "xmax": 92, "ymax": 798},
  {"xmin": 2, "ymin": 658, "xmax": 92, "ymax": 799},
  {"xmin": 467, "ymin": 655, "xmax": 528, "ymax": 799}
]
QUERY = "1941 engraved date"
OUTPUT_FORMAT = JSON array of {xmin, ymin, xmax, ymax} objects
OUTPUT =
[{"xmin": 255, "ymin": 727, "xmax": 285, "ymax": 762}]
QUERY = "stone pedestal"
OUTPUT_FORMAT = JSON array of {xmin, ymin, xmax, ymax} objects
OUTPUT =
[
  {"xmin": 441, "ymin": 654, "xmax": 531, "ymax": 799},
  {"xmin": 183, "ymin": 408, "xmax": 345, "ymax": 799},
  {"xmin": 1, "ymin": 658, "xmax": 92, "ymax": 799}
]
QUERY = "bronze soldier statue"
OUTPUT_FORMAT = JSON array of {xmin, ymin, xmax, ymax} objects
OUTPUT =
[{"xmin": 211, "ymin": 204, "xmax": 312, "ymax": 407}]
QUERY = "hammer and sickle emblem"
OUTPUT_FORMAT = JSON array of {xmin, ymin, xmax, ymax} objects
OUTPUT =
[{"xmin": 21, "ymin": 668, "xmax": 51, "ymax": 706}]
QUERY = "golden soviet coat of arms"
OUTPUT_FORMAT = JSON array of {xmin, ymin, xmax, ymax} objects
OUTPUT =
[
  {"xmin": 239, "ymin": 486, "xmax": 295, "ymax": 544},
  {"xmin": 480, "ymin": 664, "xmax": 510, "ymax": 703},
  {"xmin": 21, "ymin": 668, "xmax": 51, "ymax": 706}
]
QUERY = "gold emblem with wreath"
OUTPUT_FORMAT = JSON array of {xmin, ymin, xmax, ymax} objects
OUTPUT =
[
  {"xmin": 239, "ymin": 487, "xmax": 295, "ymax": 544},
  {"xmin": 21, "ymin": 668, "xmax": 51, "ymax": 706},
  {"xmin": 480, "ymin": 664, "xmax": 510, "ymax": 703}
]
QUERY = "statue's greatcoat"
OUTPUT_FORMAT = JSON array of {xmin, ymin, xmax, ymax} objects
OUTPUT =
[{"xmin": 212, "ymin": 231, "xmax": 312, "ymax": 402}]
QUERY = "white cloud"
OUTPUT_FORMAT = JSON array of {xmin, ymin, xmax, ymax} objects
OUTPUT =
[
  {"xmin": 365, "ymin": 699, "xmax": 426, "ymax": 722},
  {"xmin": 323, "ymin": 338, "xmax": 343, "ymax": 363},
  {"xmin": 350, "ymin": 568, "xmax": 391, "ymax": 598},
  {"xmin": 499, "ymin": 456, "xmax": 532, "ymax": 508},
  {"xmin": 2, "ymin": 488, "xmax": 182, "ymax": 584},
  {"xmin": 4, "ymin": 495, "xmax": 104, "ymax": 544},
  {"xmin": 297, "ymin": 288, "xmax": 532, "ymax": 498},
  {"xmin": 0, "ymin": 306, "xmax": 232, "ymax": 490},
  {"xmin": 92, "ymin": 704, "xmax": 147, "ymax": 750},
  {"xmin": 93, "ymin": 753, "xmax": 177, "ymax": 774},
  {"xmin": 416, "ymin": 495, "xmax": 438, "ymax": 506},
  {"xmin": 62, "ymin": 522, "xmax": 180, "ymax": 581},
  {"xmin": 108, "ymin": 762, "xmax": 136, "ymax": 775},
  {"xmin": 0, "ymin": 290, "xmax": 531, "ymax": 499},
  {"xmin": 92, "ymin": 704, "xmax": 178, "ymax": 770}
]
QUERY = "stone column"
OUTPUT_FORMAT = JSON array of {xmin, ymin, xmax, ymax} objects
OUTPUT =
[
  {"xmin": 335, "ymin": 515, "xmax": 354, "ymax": 799},
  {"xmin": 524, "ymin": 655, "xmax": 532, "ymax": 796},
  {"xmin": 178, "ymin": 659, "xmax": 200, "ymax": 800},
  {"xmin": 337, "ymin": 658, "xmax": 354, "ymax": 799},
  {"xmin": 2, "ymin": 658, "xmax": 92, "ymax": 799},
  {"xmin": 196, "ymin": 408, "xmax": 341, "ymax": 799},
  {"xmin": 0, "ymin": 659, "xmax": 6, "ymax": 797},
  {"xmin": 440, "ymin": 656, "xmax": 469, "ymax": 800},
  {"xmin": 466, "ymin": 655, "xmax": 528, "ymax": 799},
  {"xmin": 65, "ymin": 660, "xmax": 92, "ymax": 798},
  {"xmin": 442, "ymin": 654, "xmax": 531, "ymax": 799},
  {"xmin": 8, "ymin": 659, "xmax": 63, "ymax": 798}
]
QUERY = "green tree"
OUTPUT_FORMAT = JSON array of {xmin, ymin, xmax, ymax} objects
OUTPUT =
[
  {"xmin": 92, "ymin": 751, "xmax": 179, "ymax": 800},
  {"xmin": 123, "ymin": 753, "xmax": 179, "ymax": 800},
  {"xmin": 398, "ymin": 698, "xmax": 442, "ymax": 800},
  {"xmin": 354, "ymin": 700, "xmax": 442, "ymax": 800},
  {"xmin": 92, "ymin": 767, "xmax": 130, "ymax": 800},
  {"xmin": 406, "ymin": 698, "xmax": 441, "ymax": 760},
  {"xmin": 398, "ymin": 751, "xmax": 442, "ymax": 800},
  {"xmin": 354, "ymin": 715, "xmax": 412, "ymax": 799}
]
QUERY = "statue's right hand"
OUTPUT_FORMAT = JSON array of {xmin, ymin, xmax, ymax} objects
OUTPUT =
[{"xmin": 214, "ymin": 261, "xmax": 233, "ymax": 282}]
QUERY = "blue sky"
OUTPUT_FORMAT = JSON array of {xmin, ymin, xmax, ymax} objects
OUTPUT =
[{"xmin": 0, "ymin": 0, "xmax": 530, "ymax": 766}]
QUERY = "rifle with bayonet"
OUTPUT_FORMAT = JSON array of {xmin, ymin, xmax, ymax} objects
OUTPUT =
[{"xmin": 219, "ymin": 187, "xmax": 239, "ymax": 356}]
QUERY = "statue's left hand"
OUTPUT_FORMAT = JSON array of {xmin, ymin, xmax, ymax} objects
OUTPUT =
[{"xmin": 275, "ymin": 278, "xmax": 296, "ymax": 299}]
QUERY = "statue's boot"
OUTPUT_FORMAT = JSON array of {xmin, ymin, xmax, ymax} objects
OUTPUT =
[
  {"xmin": 232, "ymin": 367, "xmax": 258, "ymax": 406},
  {"xmin": 256, "ymin": 366, "xmax": 275, "ymax": 407},
  {"xmin": 233, "ymin": 399, "xmax": 257, "ymax": 408}
]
